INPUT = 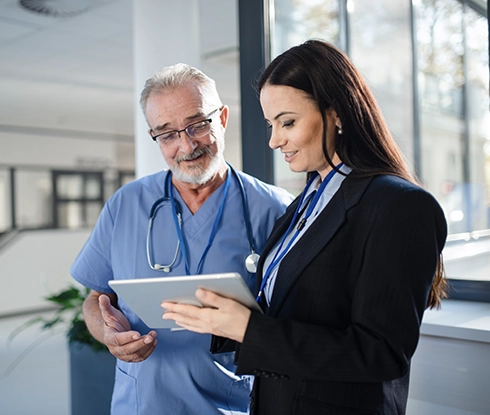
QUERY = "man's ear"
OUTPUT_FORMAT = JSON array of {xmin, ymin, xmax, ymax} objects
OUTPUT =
[{"xmin": 219, "ymin": 105, "xmax": 229, "ymax": 130}]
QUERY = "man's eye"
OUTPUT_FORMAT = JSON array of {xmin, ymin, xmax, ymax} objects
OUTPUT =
[
  {"xmin": 158, "ymin": 132, "xmax": 177, "ymax": 141},
  {"xmin": 192, "ymin": 122, "xmax": 208, "ymax": 132}
]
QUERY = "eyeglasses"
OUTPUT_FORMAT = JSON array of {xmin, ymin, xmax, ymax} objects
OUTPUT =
[{"xmin": 151, "ymin": 108, "xmax": 221, "ymax": 146}]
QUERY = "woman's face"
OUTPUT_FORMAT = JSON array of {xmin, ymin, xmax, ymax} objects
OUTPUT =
[{"xmin": 260, "ymin": 84, "xmax": 339, "ymax": 180}]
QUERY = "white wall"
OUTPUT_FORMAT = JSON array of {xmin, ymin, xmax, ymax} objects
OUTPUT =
[
  {"xmin": 0, "ymin": 229, "xmax": 91, "ymax": 316},
  {"xmin": 407, "ymin": 301, "xmax": 490, "ymax": 415}
]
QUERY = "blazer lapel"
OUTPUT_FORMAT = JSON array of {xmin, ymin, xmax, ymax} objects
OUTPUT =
[{"xmin": 266, "ymin": 175, "xmax": 375, "ymax": 317}]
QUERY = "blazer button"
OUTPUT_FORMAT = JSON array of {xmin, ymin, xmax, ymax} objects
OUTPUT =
[
  {"xmin": 279, "ymin": 374, "xmax": 289, "ymax": 380},
  {"xmin": 261, "ymin": 371, "xmax": 270, "ymax": 378},
  {"xmin": 271, "ymin": 373, "xmax": 279, "ymax": 379},
  {"xmin": 252, "ymin": 370, "xmax": 261, "ymax": 376}
]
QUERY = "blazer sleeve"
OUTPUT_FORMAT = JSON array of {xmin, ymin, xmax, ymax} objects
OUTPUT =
[{"xmin": 235, "ymin": 188, "xmax": 447, "ymax": 383}]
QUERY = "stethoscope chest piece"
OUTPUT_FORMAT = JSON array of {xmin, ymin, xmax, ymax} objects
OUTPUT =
[{"xmin": 245, "ymin": 252, "xmax": 260, "ymax": 273}]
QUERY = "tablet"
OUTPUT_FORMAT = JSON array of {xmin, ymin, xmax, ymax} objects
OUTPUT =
[{"xmin": 108, "ymin": 272, "xmax": 262, "ymax": 329}]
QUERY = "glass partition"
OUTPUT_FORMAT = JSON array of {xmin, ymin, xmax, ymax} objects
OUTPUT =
[
  {"xmin": 15, "ymin": 170, "xmax": 52, "ymax": 229},
  {"xmin": 349, "ymin": 0, "xmax": 414, "ymax": 162},
  {"xmin": 266, "ymin": 0, "xmax": 489, "ymax": 288},
  {"xmin": 270, "ymin": 0, "xmax": 340, "ymax": 195},
  {"xmin": 0, "ymin": 168, "xmax": 12, "ymax": 233},
  {"xmin": 416, "ymin": 0, "xmax": 490, "ymax": 285}
]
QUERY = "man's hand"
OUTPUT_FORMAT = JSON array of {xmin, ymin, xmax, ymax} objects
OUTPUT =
[{"xmin": 98, "ymin": 295, "xmax": 158, "ymax": 362}]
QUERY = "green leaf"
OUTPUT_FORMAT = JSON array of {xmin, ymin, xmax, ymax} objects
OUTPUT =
[{"xmin": 10, "ymin": 284, "xmax": 108, "ymax": 353}]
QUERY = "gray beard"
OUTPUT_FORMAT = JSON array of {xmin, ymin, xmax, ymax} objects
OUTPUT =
[{"xmin": 170, "ymin": 147, "xmax": 223, "ymax": 185}]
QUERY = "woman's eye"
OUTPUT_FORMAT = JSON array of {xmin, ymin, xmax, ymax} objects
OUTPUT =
[{"xmin": 282, "ymin": 120, "xmax": 295, "ymax": 128}]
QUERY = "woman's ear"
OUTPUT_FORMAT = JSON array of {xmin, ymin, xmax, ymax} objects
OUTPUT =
[{"xmin": 326, "ymin": 107, "xmax": 341, "ymax": 128}]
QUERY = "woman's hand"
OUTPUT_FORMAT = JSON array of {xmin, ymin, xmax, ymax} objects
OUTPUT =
[{"xmin": 162, "ymin": 289, "xmax": 251, "ymax": 343}]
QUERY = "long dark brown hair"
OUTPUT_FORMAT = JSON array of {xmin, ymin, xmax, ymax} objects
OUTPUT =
[{"xmin": 257, "ymin": 40, "xmax": 446, "ymax": 308}]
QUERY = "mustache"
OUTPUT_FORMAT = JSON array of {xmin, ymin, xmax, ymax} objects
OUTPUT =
[{"xmin": 175, "ymin": 147, "xmax": 210, "ymax": 163}]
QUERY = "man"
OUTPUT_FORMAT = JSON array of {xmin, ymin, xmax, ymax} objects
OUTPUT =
[{"xmin": 70, "ymin": 63, "xmax": 293, "ymax": 414}]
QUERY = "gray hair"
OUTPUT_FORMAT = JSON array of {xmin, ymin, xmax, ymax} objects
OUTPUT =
[{"xmin": 139, "ymin": 63, "xmax": 221, "ymax": 118}]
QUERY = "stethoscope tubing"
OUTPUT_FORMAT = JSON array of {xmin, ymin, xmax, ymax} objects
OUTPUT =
[{"xmin": 146, "ymin": 163, "xmax": 256, "ymax": 274}]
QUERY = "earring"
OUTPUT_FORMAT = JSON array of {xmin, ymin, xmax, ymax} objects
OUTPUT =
[{"xmin": 337, "ymin": 125, "xmax": 343, "ymax": 135}]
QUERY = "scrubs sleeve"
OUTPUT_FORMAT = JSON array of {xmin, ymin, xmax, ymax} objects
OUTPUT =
[{"xmin": 70, "ymin": 197, "xmax": 117, "ymax": 294}]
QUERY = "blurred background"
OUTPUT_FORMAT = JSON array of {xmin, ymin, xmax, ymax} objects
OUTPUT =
[{"xmin": 0, "ymin": 0, "xmax": 488, "ymax": 414}]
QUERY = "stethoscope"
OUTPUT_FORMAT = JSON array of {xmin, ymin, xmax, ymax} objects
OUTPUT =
[{"xmin": 146, "ymin": 163, "xmax": 259, "ymax": 275}]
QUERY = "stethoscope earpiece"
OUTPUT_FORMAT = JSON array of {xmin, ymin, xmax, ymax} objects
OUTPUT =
[{"xmin": 154, "ymin": 264, "xmax": 171, "ymax": 273}]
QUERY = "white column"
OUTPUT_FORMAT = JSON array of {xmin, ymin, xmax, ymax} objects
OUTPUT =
[{"xmin": 133, "ymin": 0, "xmax": 201, "ymax": 178}]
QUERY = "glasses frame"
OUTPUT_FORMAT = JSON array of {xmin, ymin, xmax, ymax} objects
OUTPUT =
[{"xmin": 150, "ymin": 107, "xmax": 221, "ymax": 145}]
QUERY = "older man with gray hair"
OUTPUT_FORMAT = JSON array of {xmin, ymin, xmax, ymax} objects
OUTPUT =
[{"xmin": 70, "ymin": 63, "xmax": 292, "ymax": 414}]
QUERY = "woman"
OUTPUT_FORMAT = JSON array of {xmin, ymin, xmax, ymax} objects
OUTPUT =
[{"xmin": 162, "ymin": 40, "xmax": 447, "ymax": 415}]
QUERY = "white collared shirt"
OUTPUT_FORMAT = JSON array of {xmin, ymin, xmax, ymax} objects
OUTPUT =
[{"xmin": 262, "ymin": 165, "xmax": 352, "ymax": 304}]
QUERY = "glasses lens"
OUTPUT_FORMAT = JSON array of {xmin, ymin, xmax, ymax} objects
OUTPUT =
[
  {"xmin": 186, "ymin": 120, "xmax": 212, "ymax": 138},
  {"xmin": 155, "ymin": 131, "xmax": 178, "ymax": 144}
]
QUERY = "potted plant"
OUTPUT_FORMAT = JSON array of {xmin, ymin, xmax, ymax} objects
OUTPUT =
[{"xmin": 9, "ymin": 285, "xmax": 116, "ymax": 415}]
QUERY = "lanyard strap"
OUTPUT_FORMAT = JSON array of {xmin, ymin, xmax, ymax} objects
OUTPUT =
[
  {"xmin": 256, "ymin": 163, "xmax": 343, "ymax": 302},
  {"xmin": 168, "ymin": 165, "xmax": 232, "ymax": 275}
]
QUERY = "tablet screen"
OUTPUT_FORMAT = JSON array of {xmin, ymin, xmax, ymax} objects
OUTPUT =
[{"xmin": 109, "ymin": 272, "xmax": 261, "ymax": 329}]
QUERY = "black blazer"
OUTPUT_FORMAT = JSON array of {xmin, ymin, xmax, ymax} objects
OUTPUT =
[{"xmin": 234, "ymin": 174, "xmax": 447, "ymax": 415}]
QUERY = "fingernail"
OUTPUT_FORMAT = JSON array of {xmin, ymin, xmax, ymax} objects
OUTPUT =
[{"xmin": 144, "ymin": 336, "xmax": 153, "ymax": 344}]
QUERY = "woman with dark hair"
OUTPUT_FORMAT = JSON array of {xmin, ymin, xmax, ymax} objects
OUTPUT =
[{"xmin": 162, "ymin": 40, "xmax": 447, "ymax": 415}]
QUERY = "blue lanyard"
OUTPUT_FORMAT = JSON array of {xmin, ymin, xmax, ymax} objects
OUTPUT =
[
  {"xmin": 168, "ymin": 165, "xmax": 232, "ymax": 275},
  {"xmin": 256, "ymin": 164, "xmax": 343, "ymax": 302}
]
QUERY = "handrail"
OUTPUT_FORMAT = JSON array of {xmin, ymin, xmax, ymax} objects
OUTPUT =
[{"xmin": 0, "ymin": 229, "xmax": 20, "ymax": 251}]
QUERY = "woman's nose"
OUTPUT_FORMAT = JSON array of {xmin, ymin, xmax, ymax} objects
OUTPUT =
[{"xmin": 268, "ymin": 129, "xmax": 284, "ymax": 150}]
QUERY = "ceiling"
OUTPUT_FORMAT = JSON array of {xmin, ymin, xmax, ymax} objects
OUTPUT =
[
  {"xmin": 0, "ymin": 0, "xmax": 135, "ymax": 145},
  {"xmin": 0, "ymin": 0, "xmax": 240, "ymax": 150},
  {"xmin": 0, "ymin": 0, "xmax": 135, "ymax": 141}
]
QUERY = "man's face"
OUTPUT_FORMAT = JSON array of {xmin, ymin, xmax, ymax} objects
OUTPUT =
[{"xmin": 145, "ymin": 81, "xmax": 228, "ymax": 185}]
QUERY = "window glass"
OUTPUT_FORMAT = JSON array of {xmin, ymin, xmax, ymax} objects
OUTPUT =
[
  {"xmin": 56, "ymin": 175, "xmax": 83, "ymax": 199},
  {"xmin": 0, "ymin": 168, "xmax": 12, "ymax": 232},
  {"xmin": 349, "ymin": 0, "xmax": 414, "ymax": 162},
  {"xmin": 271, "ymin": 0, "xmax": 340, "ymax": 58},
  {"xmin": 85, "ymin": 174, "xmax": 102, "ymax": 199},
  {"xmin": 466, "ymin": 6, "xmax": 489, "ymax": 233},
  {"xmin": 417, "ymin": 0, "xmax": 466, "ymax": 232},
  {"xmin": 416, "ymin": 0, "xmax": 489, "ymax": 283},
  {"xmin": 57, "ymin": 202, "xmax": 83, "ymax": 229},
  {"xmin": 270, "ymin": 0, "xmax": 340, "ymax": 195},
  {"xmin": 267, "ymin": 0, "xmax": 489, "ymax": 286},
  {"xmin": 15, "ymin": 170, "xmax": 52, "ymax": 228},
  {"xmin": 86, "ymin": 201, "xmax": 103, "ymax": 227}
]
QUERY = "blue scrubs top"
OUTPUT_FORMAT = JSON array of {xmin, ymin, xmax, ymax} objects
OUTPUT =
[{"xmin": 70, "ymin": 169, "xmax": 292, "ymax": 415}]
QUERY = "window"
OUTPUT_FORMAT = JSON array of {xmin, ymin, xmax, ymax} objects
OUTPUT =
[
  {"xmin": 270, "ymin": 0, "xmax": 340, "ymax": 195},
  {"xmin": 257, "ymin": 0, "xmax": 489, "ymax": 298},
  {"xmin": 52, "ymin": 171, "xmax": 104, "ymax": 229},
  {"xmin": 416, "ymin": 0, "xmax": 489, "ymax": 290}
]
